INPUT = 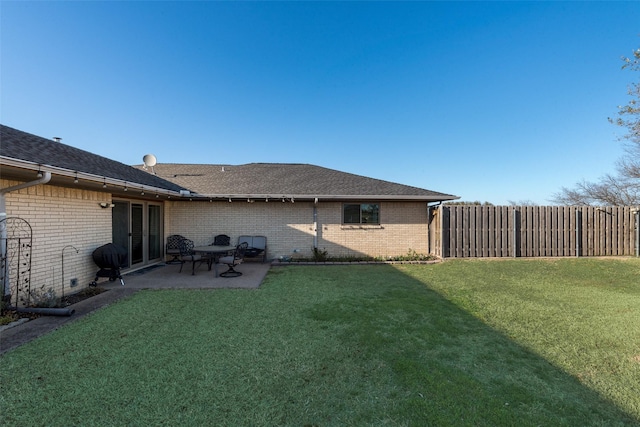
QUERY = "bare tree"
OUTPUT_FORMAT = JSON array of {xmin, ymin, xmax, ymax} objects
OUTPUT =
[
  {"xmin": 444, "ymin": 201, "xmax": 494, "ymax": 206},
  {"xmin": 553, "ymin": 47, "xmax": 640, "ymax": 206},
  {"xmin": 507, "ymin": 199, "xmax": 538, "ymax": 206}
]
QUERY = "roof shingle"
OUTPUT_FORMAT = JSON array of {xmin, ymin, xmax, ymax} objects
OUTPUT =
[
  {"xmin": 137, "ymin": 163, "xmax": 458, "ymax": 201},
  {"xmin": 1, "ymin": 124, "xmax": 457, "ymax": 201},
  {"xmin": 0, "ymin": 124, "xmax": 185, "ymax": 192}
]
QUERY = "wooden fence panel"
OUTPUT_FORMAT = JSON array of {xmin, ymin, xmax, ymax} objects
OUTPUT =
[
  {"xmin": 623, "ymin": 206, "xmax": 631, "ymax": 254},
  {"xmin": 566, "ymin": 206, "xmax": 574, "ymax": 257},
  {"xmin": 587, "ymin": 206, "xmax": 596, "ymax": 256},
  {"xmin": 500, "ymin": 206, "xmax": 508, "ymax": 257},
  {"xmin": 523, "ymin": 206, "xmax": 531, "ymax": 256},
  {"xmin": 469, "ymin": 207, "xmax": 476, "ymax": 258},
  {"xmin": 430, "ymin": 205, "xmax": 638, "ymax": 258},
  {"xmin": 455, "ymin": 205, "xmax": 462, "ymax": 258}
]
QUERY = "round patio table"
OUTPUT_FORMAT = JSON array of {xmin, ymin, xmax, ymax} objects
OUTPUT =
[{"xmin": 192, "ymin": 245, "xmax": 236, "ymax": 277}]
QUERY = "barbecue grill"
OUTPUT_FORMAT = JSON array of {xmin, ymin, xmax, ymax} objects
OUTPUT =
[{"xmin": 90, "ymin": 243, "xmax": 127, "ymax": 286}]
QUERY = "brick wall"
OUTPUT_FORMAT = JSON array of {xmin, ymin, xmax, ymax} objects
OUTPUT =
[
  {"xmin": 2, "ymin": 179, "xmax": 112, "ymax": 301},
  {"xmin": 317, "ymin": 202, "xmax": 429, "ymax": 258},
  {"xmin": 165, "ymin": 200, "xmax": 430, "ymax": 260},
  {"xmin": 164, "ymin": 200, "xmax": 316, "ymax": 260}
]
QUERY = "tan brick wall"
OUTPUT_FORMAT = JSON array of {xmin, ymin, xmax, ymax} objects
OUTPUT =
[
  {"xmin": 317, "ymin": 202, "xmax": 429, "ymax": 258},
  {"xmin": 164, "ymin": 200, "xmax": 316, "ymax": 260},
  {"xmin": 2, "ymin": 179, "xmax": 112, "ymax": 302},
  {"xmin": 164, "ymin": 200, "xmax": 430, "ymax": 260}
]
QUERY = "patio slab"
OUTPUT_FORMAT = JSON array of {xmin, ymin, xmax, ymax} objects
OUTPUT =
[{"xmin": 102, "ymin": 261, "xmax": 271, "ymax": 290}]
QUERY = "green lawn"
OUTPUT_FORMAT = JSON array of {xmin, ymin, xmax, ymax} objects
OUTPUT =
[{"xmin": 1, "ymin": 258, "xmax": 639, "ymax": 426}]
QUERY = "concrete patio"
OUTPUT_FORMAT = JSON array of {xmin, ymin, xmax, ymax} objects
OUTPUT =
[{"xmin": 102, "ymin": 260, "xmax": 271, "ymax": 290}]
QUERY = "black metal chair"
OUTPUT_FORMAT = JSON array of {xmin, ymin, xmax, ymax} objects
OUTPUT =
[
  {"xmin": 218, "ymin": 242, "xmax": 248, "ymax": 277},
  {"xmin": 166, "ymin": 234, "xmax": 186, "ymax": 264},
  {"xmin": 178, "ymin": 238, "xmax": 206, "ymax": 275},
  {"xmin": 238, "ymin": 235, "xmax": 267, "ymax": 262},
  {"xmin": 213, "ymin": 234, "xmax": 231, "ymax": 246}
]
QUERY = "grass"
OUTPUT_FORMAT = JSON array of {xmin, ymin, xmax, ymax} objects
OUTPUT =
[{"xmin": 1, "ymin": 258, "xmax": 639, "ymax": 426}]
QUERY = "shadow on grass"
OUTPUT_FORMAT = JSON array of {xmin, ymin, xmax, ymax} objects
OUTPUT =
[
  {"xmin": 0, "ymin": 263, "xmax": 637, "ymax": 426},
  {"xmin": 303, "ymin": 264, "xmax": 638, "ymax": 426}
]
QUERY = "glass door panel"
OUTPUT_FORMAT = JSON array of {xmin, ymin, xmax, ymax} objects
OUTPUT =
[
  {"xmin": 112, "ymin": 201, "xmax": 130, "ymax": 268},
  {"xmin": 131, "ymin": 203, "xmax": 144, "ymax": 265},
  {"xmin": 148, "ymin": 205, "xmax": 162, "ymax": 260}
]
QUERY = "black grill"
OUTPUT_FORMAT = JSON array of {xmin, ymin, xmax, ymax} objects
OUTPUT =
[{"xmin": 90, "ymin": 243, "xmax": 127, "ymax": 286}]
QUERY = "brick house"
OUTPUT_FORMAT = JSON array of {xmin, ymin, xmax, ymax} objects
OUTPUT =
[{"xmin": 1, "ymin": 124, "xmax": 458, "ymax": 299}]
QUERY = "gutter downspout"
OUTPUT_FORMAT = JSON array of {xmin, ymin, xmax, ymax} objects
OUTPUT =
[
  {"xmin": 313, "ymin": 197, "xmax": 318, "ymax": 249},
  {"xmin": 1, "ymin": 172, "xmax": 52, "ymax": 298}
]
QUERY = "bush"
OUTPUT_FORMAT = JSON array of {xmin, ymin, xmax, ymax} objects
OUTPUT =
[
  {"xmin": 383, "ymin": 249, "xmax": 436, "ymax": 262},
  {"xmin": 21, "ymin": 286, "xmax": 60, "ymax": 308},
  {"xmin": 284, "ymin": 248, "xmax": 437, "ymax": 263},
  {"xmin": 311, "ymin": 247, "xmax": 329, "ymax": 262}
]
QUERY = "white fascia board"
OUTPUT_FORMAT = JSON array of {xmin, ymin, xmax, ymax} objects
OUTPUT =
[
  {"xmin": 0, "ymin": 156, "xmax": 183, "ymax": 198},
  {"xmin": 195, "ymin": 193, "xmax": 459, "ymax": 202}
]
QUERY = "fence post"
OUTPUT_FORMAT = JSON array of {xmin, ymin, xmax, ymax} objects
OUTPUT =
[
  {"xmin": 427, "ymin": 205, "xmax": 443, "ymax": 258},
  {"xmin": 635, "ymin": 209, "xmax": 639, "ymax": 257},
  {"xmin": 512, "ymin": 208, "xmax": 519, "ymax": 257},
  {"xmin": 576, "ymin": 209, "xmax": 582, "ymax": 257}
]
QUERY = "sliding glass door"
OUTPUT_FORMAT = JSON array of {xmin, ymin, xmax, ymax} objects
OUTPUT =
[{"xmin": 112, "ymin": 200, "xmax": 163, "ymax": 269}]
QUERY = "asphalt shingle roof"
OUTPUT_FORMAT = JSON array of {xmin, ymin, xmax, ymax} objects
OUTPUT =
[
  {"xmin": 0, "ymin": 124, "xmax": 185, "ymax": 192},
  {"xmin": 139, "ymin": 163, "xmax": 458, "ymax": 201},
  {"xmin": 1, "ymin": 124, "xmax": 457, "ymax": 201}
]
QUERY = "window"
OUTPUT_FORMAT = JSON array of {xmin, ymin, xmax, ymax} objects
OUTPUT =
[{"xmin": 343, "ymin": 203, "xmax": 380, "ymax": 224}]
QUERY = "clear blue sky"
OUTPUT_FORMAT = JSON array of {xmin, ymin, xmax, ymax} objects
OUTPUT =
[{"xmin": 2, "ymin": 1, "xmax": 639, "ymax": 205}]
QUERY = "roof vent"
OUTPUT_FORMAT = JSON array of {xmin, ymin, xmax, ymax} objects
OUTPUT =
[{"xmin": 52, "ymin": 137, "xmax": 62, "ymax": 142}]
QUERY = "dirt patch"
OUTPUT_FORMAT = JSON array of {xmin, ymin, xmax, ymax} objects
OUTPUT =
[{"xmin": 60, "ymin": 286, "xmax": 108, "ymax": 305}]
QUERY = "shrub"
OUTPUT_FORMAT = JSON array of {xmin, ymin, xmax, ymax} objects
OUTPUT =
[
  {"xmin": 384, "ymin": 249, "xmax": 436, "ymax": 262},
  {"xmin": 311, "ymin": 247, "xmax": 329, "ymax": 262},
  {"xmin": 21, "ymin": 286, "xmax": 60, "ymax": 308}
]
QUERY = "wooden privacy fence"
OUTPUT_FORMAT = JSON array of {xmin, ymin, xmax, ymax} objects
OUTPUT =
[{"xmin": 429, "ymin": 205, "xmax": 640, "ymax": 258}]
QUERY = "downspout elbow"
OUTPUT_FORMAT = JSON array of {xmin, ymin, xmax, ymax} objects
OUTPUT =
[
  {"xmin": 0, "ymin": 171, "xmax": 52, "ymax": 195},
  {"xmin": 1, "ymin": 171, "xmax": 52, "ymax": 216}
]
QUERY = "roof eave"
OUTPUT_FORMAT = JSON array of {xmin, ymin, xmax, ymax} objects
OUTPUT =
[
  {"xmin": 0, "ymin": 156, "xmax": 185, "ymax": 198},
  {"xmin": 190, "ymin": 193, "xmax": 460, "ymax": 202}
]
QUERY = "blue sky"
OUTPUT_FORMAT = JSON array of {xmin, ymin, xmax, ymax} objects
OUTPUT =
[{"xmin": 2, "ymin": 1, "xmax": 639, "ymax": 204}]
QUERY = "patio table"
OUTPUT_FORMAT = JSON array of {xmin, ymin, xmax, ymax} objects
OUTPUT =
[{"xmin": 192, "ymin": 245, "xmax": 236, "ymax": 277}]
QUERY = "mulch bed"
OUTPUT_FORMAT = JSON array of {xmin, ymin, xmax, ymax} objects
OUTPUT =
[{"xmin": 1, "ymin": 287, "xmax": 108, "ymax": 323}]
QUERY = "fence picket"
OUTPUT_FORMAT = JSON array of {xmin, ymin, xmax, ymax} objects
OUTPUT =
[{"xmin": 432, "ymin": 205, "xmax": 638, "ymax": 258}]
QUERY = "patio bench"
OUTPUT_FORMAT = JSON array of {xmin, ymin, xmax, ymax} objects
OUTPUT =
[{"xmin": 237, "ymin": 235, "xmax": 267, "ymax": 263}]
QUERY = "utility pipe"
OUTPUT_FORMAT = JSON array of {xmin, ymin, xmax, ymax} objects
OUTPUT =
[
  {"xmin": 9, "ymin": 306, "xmax": 75, "ymax": 316},
  {"xmin": 313, "ymin": 198, "xmax": 318, "ymax": 249}
]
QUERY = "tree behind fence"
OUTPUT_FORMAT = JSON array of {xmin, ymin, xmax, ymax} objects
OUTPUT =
[{"xmin": 429, "ymin": 205, "xmax": 640, "ymax": 258}]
